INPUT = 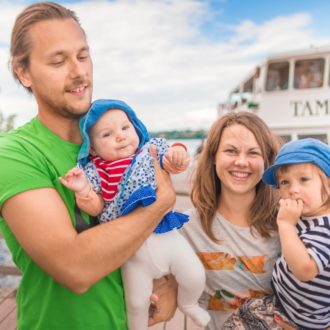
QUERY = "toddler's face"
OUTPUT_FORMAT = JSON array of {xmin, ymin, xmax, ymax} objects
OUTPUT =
[
  {"xmin": 277, "ymin": 163, "xmax": 328, "ymax": 217},
  {"xmin": 89, "ymin": 109, "xmax": 139, "ymax": 161}
]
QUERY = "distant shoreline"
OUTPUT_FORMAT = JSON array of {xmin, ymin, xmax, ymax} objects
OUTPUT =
[
  {"xmin": 167, "ymin": 138, "xmax": 203, "ymax": 158},
  {"xmin": 150, "ymin": 129, "xmax": 207, "ymax": 141}
]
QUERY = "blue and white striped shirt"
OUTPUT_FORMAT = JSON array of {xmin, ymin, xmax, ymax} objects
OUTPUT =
[{"xmin": 272, "ymin": 215, "xmax": 330, "ymax": 330}]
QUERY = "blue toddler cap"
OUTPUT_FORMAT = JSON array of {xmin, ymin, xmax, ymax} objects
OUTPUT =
[
  {"xmin": 78, "ymin": 99, "xmax": 150, "ymax": 166},
  {"xmin": 262, "ymin": 138, "xmax": 330, "ymax": 188}
]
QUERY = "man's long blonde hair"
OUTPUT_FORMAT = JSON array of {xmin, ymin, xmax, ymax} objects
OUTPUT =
[
  {"xmin": 191, "ymin": 112, "xmax": 282, "ymax": 242},
  {"xmin": 10, "ymin": 2, "xmax": 84, "ymax": 93}
]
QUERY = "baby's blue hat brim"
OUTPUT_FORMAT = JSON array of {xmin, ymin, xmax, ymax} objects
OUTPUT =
[
  {"xmin": 78, "ymin": 99, "xmax": 150, "ymax": 166},
  {"xmin": 262, "ymin": 138, "xmax": 330, "ymax": 188}
]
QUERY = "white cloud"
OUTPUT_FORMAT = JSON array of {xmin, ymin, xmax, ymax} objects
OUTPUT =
[{"xmin": 1, "ymin": 1, "xmax": 330, "ymax": 131}]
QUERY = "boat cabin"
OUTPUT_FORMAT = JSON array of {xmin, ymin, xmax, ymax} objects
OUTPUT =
[{"xmin": 218, "ymin": 46, "xmax": 330, "ymax": 144}]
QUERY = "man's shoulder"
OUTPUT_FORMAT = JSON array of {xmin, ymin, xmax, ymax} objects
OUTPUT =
[
  {"xmin": 0, "ymin": 119, "xmax": 34, "ymax": 144},
  {"xmin": 0, "ymin": 127, "xmax": 26, "ymax": 151},
  {"xmin": 0, "ymin": 119, "xmax": 45, "ymax": 164}
]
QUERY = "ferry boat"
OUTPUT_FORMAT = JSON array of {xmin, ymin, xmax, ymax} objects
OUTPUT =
[{"xmin": 218, "ymin": 45, "xmax": 330, "ymax": 144}]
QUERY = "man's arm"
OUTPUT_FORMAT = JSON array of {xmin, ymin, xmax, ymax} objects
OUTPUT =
[{"xmin": 2, "ymin": 145, "xmax": 175, "ymax": 294}]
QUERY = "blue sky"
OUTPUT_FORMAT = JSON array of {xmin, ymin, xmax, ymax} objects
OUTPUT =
[
  {"xmin": 1, "ymin": 0, "xmax": 330, "ymax": 131},
  {"xmin": 209, "ymin": 0, "xmax": 329, "ymax": 25}
]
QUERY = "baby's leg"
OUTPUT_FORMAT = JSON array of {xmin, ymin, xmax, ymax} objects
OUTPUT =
[
  {"xmin": 170, "ymin": 232, "xmax": 210, "ymax": 327},
  {"xmin": 121, "ymin": 257, "xmax": 154, "ymax": 330}
]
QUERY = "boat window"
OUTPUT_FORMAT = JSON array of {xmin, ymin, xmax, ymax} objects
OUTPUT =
[
  {"xmin": 265, "ymin": 62, "xmax": 289, "ymax": 91},
  {"xmin": 298, "ymin": 134, "xmax": 328, "ymax": 144},
  {"xmin": 243, "ymin": 77, "xmax": 254, "ymax": 92},
  {"xmin": 294, "ymin": 58, "xmax": 324, "ymax": 89}
]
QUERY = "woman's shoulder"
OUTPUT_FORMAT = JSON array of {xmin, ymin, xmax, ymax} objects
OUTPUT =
[
  {"xmin": 181, "ymin": 208, "xmax": 204, "ymax": 234},
  {"xmin": 183, "ymin": 207, "xmax": 198, "ymax": 221}
]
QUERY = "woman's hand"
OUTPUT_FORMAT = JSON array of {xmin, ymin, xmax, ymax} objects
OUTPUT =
[{"xmin": 148, "ymin": 275, "xmax": 178, "ymax": 326}]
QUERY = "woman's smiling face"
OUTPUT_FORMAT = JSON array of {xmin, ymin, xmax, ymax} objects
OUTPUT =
[{"xmin": 215, "ymin": 124, "xmax": 265, "ymax": 197}]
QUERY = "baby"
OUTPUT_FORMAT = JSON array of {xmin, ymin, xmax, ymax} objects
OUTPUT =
[
  {"xmin": 60, "ymin": 99, "xmax": 210, "ymax": 330},
  {"xmin": 223, "ymin": 138, "xmax": 330, "ymax": 330}
]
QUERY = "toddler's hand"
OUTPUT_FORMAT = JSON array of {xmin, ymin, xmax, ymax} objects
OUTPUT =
[
  {"xmin": 164, "ymin": 146, "xmax": 190, "ymax": 171},
  {"xmin": 59, "ymin": 168, "xmax": 90, "ymax": 196},
  {"xmin": 277, "ymin": 198, "xmax": 303, "ymax": 227}
]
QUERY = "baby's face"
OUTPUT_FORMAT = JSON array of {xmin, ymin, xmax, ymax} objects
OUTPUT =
[
  {"xmin": 89, "ymin": 109, "xmax": 139, "ymax": 161},
  {"xmin": 277, "ymin": 163, "xmax": 328, "ymax": 217}
]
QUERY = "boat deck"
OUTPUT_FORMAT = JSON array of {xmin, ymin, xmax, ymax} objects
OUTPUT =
[
  {"xmin": 0, "ymin": 286, "xmax": 203, "ymax": 330},
  {"xmin": 0, "ymin": 288, "xmax": 16, "ymax": 330}
]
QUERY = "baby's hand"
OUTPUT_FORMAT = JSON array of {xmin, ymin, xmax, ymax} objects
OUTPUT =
[
  {"xmin": 59, "ymin": 168, "xmax": 90, "ymax": 196},
  {"xmin": 164, "ymin": 146, "xmax": 190, "ymax": 171},
  {"xmin": 277, "ymin": 198, "xmax": 303, "ymax": 227}
]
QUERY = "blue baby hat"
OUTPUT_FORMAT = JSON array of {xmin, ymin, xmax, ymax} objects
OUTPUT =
[{"xmin": 78, "ymin": 99, "xmax": 150, "ymax": 166}]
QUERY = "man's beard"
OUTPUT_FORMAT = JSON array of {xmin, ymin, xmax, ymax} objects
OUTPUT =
[{"xmin": 59, "ymin": 104, "xmax": 88, "ymax": 119}]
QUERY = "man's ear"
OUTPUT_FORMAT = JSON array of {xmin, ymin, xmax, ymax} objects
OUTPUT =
[{"xmin": 15, "ymin": 65, "xmax": 32, "ymax": 89}]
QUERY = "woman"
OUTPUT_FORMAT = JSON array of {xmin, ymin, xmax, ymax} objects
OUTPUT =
[{"xmin": 180, "ymin": 111, "xmax": 282, "ymax": 329}]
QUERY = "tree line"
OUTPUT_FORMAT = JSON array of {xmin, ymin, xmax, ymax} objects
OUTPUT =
[
  {"xmin": 150, "ymin": 129, "xmax": 207, "ymax": 140},
  {"xmin": 0, "ymin": 112, "xmax": 16, "ymax": 132}
]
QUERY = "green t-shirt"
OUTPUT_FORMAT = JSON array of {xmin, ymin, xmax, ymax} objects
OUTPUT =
[{"xmin": 0, "ymin": 118, "xmax": 127, "ymax": 330}]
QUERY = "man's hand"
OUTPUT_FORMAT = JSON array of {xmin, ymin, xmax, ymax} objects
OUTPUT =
[
  {"xmin": 150, "ymin": 144, "xmax": 176, "ymax": 215},
  {"xmin": 148, "ymin": 275, "xmax": 178, "ymax": 326}
]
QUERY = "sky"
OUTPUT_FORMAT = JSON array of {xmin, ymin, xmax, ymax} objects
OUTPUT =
[{"xmin": 1, "ymin": 0, "xmax": 330, "ymax": 131}]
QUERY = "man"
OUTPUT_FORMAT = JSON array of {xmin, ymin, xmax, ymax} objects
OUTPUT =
[{"xmin": 0, "ymin": 2, "xmax": 176, "ymax": 329}]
